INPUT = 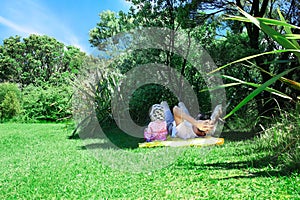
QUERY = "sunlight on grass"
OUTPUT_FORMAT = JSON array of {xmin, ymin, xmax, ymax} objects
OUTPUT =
[{"xmin": 0, "ymin": 123, "xmax": 299, "ymax": 199}]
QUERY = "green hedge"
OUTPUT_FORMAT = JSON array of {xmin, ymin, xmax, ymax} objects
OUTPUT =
[
  {"xmin": 22, "ymin": 84, "xmax": 73, "ymax": 122},
  {"xmin": 0, "ymin": 83, "xmax": 22, "ymax": 121}
]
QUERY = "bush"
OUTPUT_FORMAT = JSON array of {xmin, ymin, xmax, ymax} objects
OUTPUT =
[
  {"xmin": 22, "ymin": 84, "xmax": 73, "ymax": 122},
  {"xmin": 257, "ymin": 107, "xmax": 300, "ymax": 171},
  {"xmin": 0, "ymin": 83, "xmax": 22, "ymax": 121}
]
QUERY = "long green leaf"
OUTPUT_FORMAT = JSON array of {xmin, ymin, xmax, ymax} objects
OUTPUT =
[
  {"xmin": 243, "ymin": 59, "xmax": 300, "ymax": 91},
  {"xmin": 277, "ymin": 8, "xmax": 292, "ymax": 33},
  {"xmin": 199, "ymin": 82, "xmax": 242, "ymax": 92},
  {"xmin": 284, "ymin": 34, "xmax": 300, "ymax": 40},
  {"xmin": 200, "ymin": 74, "xmax": 292, "ymax": 100},
  {"xmin": 221, "ymin": 75, "xmax": 293, "ymax": 100},
  {"xmin": 224, "ymin": 15, "xmax": 251, "ymax": 23},
  {"xmin": 237, "ymin": 7, "xmax": 300, "ymax": 61},
  {"xmin": 238, "ymin": 7, "xmax": 298, "ymax": 48},
  {"xmin": 262, "ymin": 59, "xmax": 296, "ymax": 65},
  {"xmin": 258, "ymin": 18, "xmax": 300, "ymax": 30},
  {"xmin": 224, "ymin": 68, "xmax": 296, "ymax": 119},
  {"xmin": 225, "ymin": 15, "xmax": 300, "ymax": 30},
  {"xmin": 277, "ymin": 8, "xmax": 300, "ymax": 49},
  {"xmin": 250, "ymin": 63, "xmax": 300, "ymax": 91},
  {"xmin": 209, "ymin": 49, "xmax": 300, "ymax": 74}
]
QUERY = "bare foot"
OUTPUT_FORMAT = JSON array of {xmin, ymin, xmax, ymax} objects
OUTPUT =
[
  {"xmin": 195, "ymin": 120, "xmax": 214, "ymax": 132},
  {"xmin": 210, "ymin": 105, "xmax": 223, "ymax": 124}
]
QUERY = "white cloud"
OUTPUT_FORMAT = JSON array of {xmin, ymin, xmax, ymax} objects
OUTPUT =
[
  {"xmin": 0, "ymin": 16, "xmax": 40, "ymax": 35},
  {"xmin": 0, "ymin": 0, "xmax": 88, "ymax": 52}
]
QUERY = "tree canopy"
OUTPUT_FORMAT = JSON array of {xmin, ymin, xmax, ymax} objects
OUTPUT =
[{"xmin": 0, "ymin": 34, "xmax": 86, "ymax": 86}]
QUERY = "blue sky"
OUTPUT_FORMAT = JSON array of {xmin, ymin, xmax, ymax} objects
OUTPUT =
[{"xmin": 0, "ymin": 0, "xmax": 131, "ymax": 54}]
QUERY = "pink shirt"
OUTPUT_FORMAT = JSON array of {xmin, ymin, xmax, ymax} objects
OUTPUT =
[{"xmin": 144, "ymin": 120, "xmax": 168, "ymax": 142}]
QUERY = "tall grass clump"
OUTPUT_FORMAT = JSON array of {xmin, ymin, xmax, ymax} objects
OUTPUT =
[{"xmin": 257, "ymin": 107, "xmax": 300, "ymax": 171}]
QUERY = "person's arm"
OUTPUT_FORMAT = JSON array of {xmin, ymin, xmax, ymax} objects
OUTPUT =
[
  {"xmin": 173, "ymin": 106, "xmax": 213, "ymax": 132},
  {"xmin": 144, "ymin": 122, "xmax": 153, "ymax": 142}
]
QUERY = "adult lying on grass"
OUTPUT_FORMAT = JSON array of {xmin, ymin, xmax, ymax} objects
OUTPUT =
[{"xmin": 144, "ymin": 101, "xmax": 222, "ymax": 141}]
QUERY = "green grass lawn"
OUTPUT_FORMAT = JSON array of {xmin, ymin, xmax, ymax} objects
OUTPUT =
[{"xmin": 0, "ymin": 123, "xmax": 299, "ymax": 199}]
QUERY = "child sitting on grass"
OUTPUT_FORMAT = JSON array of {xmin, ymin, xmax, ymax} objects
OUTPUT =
[{"xmin": 144, "ymin": 104, "xmax": 168, "ymax": 142}]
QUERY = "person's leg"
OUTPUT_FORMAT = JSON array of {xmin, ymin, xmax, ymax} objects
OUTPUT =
[
  {"xmin": 210, "ymin": 105, "xmax": 222, "ymax": 124},
  {"xmin": 173, "ymin": 106, "xmax": 183, "ymax": 126},
  {"xmin": 160, "ymin": 101, "xmax": 174, "ymax": 124},
  {"xmin": 208, "ymin": 104, "xmax": 223, "ymax": 135},
  {"xmin": 178, "ymin": 102, "xmax": 190, "ymax": 115},
  {"xmin": 160, "ymin": 101, "xmax": 176, "ymax": 136},
  {"xmin": 174, "ymin": 102, "xmax": 192, "ymax": 126},
  {"xmin": 173, "ymin": 104, "xmax": 213, "ymax": 133}
]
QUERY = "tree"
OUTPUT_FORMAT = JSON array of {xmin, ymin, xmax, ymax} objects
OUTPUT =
[
  {"xmin": 0, "ymin": 34, "xmax": 86, "ymax": 86},
  {"xmin": 190, "ymin": 0, "xmax": 300, "ymax": 114},
  {"xmin": 0, "ymin": 36, "xmax": 24, "ymax": 83},
  {"xmin": 88, "ymin": 1, "xmax": 233, "ymax": 123},
  {"xmin": 89, "ymin": 1, "xmax": 216, "ymax": 86}
]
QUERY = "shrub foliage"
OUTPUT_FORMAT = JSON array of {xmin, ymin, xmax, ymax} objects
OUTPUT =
[
  {"xmin": 0, "ymin": 83, "xmax": 22, "ymax": 121},
  {"xmin": 22, "ymin": 84, "xmax": 73, "ymax": 122}
]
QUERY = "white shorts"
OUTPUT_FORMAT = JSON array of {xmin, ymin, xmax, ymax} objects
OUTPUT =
[{"xmin": 175, "ymin": 120, "xmax": 197, "ymax": 140}]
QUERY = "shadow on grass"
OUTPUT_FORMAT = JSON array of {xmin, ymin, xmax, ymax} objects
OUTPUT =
[
  {"xmin": 72, "ymin": 120, "xmax": 144, "ymax": 150},
  {"xmin": 79, "ymin": 130, "xmax": 144, "ymax": 150},
  {"xmin": 219, "ymin": 130, "xmax": 259, "ymax": 142},
  {"xmin": 177, "ymin": 154, "xmax": 298, "ymax": 178},
  {"xmin": 74, "ymin": 128, "xmax": 258, "ymax": 150}
]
